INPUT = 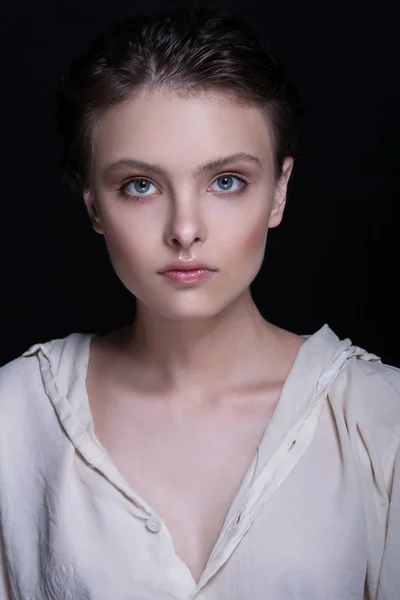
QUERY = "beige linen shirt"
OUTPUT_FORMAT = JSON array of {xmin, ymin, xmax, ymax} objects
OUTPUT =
[{"xmin": 0, "ymin": 324, "xmax": 399, "ymax": 599}]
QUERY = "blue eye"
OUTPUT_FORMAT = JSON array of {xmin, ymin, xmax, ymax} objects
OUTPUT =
[
  {"xmin": 210, "ymin": 174, "xmax": 247, "ymax": 193},
  {"xmin": 122, "ymin": 178, "xmax": 157, "ymax": 197},
  {"xmin": 119, "ymin": 173, "xmax": 248, "ymax": 200}
]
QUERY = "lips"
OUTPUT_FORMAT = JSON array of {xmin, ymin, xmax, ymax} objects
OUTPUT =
[
  {"xmin": 165, "ymin": 268, "xmax": 214, "ymax": 273},
  {"xmin": 159, "ymin": 262, "xmax": 217, "ymax": 273},
  {"xmin": 161, "ymin": 268, "xmax": 216, "ymax": 283}
]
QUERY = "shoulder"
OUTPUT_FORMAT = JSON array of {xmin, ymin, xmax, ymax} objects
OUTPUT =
[
  {"xmin": 0, "ymin": 347, "xmax": 50, "ymax": 464},
  {"xmin": 0, "ymin": 336, "xmax": 56, "ymax": 393},
  {"xmin": 0, "ymin": 332, "xmax": 92, "ymax": 417},
  {"xmin": 347, "ymin": 353, "xmax": 400, "ymax": 430},
  {"xmin": 0, "ymin": 353, "xmax": 42, "ymax": 408},
  {"xmin": 329, "ymin": 342, "xmax": 400, "ymax": 425},
  {"xmin": 331, "ymin": 351, "xmax": 400, "ymax": 489}
]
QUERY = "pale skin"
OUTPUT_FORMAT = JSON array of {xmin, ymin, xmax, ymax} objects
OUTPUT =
[{"xmin": 83, "ymin": 87, "xmax": 306, "ymax": 584}]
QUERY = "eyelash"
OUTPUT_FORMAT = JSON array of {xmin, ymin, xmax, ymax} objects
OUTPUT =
[{"xmin": 117, "ymin": 173, "xmax": 250, "ymax": 200}]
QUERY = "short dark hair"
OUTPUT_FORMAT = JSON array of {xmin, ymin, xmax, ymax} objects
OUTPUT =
[{"xmin": 54, "ymin": 6, "xmax": 302, "ymax": 192}]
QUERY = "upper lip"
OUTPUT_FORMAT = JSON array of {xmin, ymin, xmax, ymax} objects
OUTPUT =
[{"xmin": 158, "ymin": 260, "xmax": 217, "ymax": 273}]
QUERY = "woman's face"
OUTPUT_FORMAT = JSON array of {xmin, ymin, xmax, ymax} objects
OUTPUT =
[{"xmin": 84, "ymin": 88, "xmax": 293, "ymax": 320}]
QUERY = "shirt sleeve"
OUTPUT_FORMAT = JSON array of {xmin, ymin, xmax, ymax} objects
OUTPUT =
[{"xmin": 376, "ymin": 441, "xmax": 400, "ymax": 599}]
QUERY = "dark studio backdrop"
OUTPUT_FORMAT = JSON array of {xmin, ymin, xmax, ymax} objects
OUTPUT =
[{"xmin": 1, "ymin": 0, "xmax": 399, "ymax": 367}]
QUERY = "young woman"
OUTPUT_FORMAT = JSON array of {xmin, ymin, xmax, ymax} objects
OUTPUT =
[{"xmin": 0, "ymin": 7, "xmax": 399, "ymax": 599}]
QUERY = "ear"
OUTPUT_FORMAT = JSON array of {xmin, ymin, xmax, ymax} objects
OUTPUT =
[
  {"xmin": 268, "ymin": 156, "xmax": 294, "ymax": 229},
  {"xmin": 83, "ymin": 189, "xmax": 104, "ymax": 235}
]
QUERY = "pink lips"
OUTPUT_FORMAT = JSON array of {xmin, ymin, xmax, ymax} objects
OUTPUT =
[{"xmin": 161, "ymin": 269, "xmax": 216, "ymax": 284}]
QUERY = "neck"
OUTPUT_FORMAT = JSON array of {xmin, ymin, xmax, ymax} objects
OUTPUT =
[{"xmin": 117, "ymin": 289, "xmax": 283, "ymax": 397}]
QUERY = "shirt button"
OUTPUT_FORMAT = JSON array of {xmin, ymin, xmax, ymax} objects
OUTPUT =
[{"xmin": 146, "ymin": 516, "xmax": 161, "ymax": 533}]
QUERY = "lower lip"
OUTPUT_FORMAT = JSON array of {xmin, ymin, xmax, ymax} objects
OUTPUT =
[{"xmin": 161, "ymin": 269, "xmax": 216, "ymax": 284}]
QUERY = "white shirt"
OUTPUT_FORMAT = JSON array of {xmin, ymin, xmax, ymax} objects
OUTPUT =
[{"xmin": 0, "ymin": 324, "xmax": 399, "ymax": 599}]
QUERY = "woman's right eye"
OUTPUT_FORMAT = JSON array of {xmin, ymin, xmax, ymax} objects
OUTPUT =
[{"xmin": 120, "ymin": 178, "xmax": 157, "ymax": 198}]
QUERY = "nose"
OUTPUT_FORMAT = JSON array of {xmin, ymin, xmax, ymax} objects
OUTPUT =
[{"xmin": 164, "ymin": 202, "xmax": 207, "ymax": 252}]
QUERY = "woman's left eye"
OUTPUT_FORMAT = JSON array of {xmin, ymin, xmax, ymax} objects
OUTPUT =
[{"xmin": 210, "ymin": 174, "xmax": 248, "ymax": 194}]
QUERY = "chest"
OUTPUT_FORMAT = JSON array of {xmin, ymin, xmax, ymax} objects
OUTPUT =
[{"xmin": 87, "ymin": 382, "xmax": 283, "ymax": 584}]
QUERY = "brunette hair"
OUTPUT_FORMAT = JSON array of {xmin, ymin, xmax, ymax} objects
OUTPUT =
[{"xmin": 54, "ymin": 6, "xmax": 302, "ymax": 192}]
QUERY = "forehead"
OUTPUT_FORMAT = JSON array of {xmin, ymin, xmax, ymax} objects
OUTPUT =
[{"xmin": 91, "ymin": 88, "xmax": 275, "ymax": 176}]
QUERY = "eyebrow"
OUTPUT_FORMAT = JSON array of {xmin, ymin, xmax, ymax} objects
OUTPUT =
[{"xmin": 103, "ymin": 152, "xmax": 262, "ymax": 179}]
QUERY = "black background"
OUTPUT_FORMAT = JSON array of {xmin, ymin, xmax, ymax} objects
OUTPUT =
[{"xmin": 1, "ymin": 0, "xmax": 399, "ymax": 367}]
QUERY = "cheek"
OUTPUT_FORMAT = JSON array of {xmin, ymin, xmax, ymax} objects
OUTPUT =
[
  {"xmin": 235, "ymin": 208, "xmax": 270, "ymax": 265},
  {"xmin": 242, "ymin": 218, "xmax": 268, "ymax": 254},
  {"xmin": 99, "ymin": 207, "xmax": 139, "ymax": 252},
  {"xmin": 218, "ymin": 215, "xmax": 269, "ymax": 293},
  {"xmin": 101, "ymin": 231, "xmax": 152, "ymax": 300},
  {"xmin": 106, "ymin": 235, "xmax": 149, "ymax": 273},
  {"xmin": 99, "ymin": 214, "xmax": 150, "ymax": 277}
]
